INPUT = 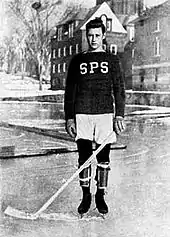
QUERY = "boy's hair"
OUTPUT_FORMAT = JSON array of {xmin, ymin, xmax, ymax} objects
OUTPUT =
[{"xmin": 86, "ymin": 18, "xmax": 106, "ymax": 34}]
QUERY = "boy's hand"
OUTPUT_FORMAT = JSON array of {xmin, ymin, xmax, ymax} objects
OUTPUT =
[
  {"xmin": 66, "ymin": 119, "xmax": 77, "ymax": 138},
  {"xmin": 113, "ymin": 116, "xmax": 125, "ymax": 135}
]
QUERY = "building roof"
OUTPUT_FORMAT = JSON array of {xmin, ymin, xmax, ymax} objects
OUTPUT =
[
  {"xmin": 57, "ymin": 7, "xmax": 90, "ymax": 25},
  {"xmin": 56, "ymin": 2, "xmax": 127, "ymax": 34},
  {"xmin": 117, "ymin": 14, "xmax": 138, "ymax": 26},
  {"xmin": 80, "ymin": 2, "xmax": 127, "ymax": 34}
]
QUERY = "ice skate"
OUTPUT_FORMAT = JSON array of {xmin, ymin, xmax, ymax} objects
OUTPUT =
[
  {"xmin": 95, "ymin": 190, "xmax": 108, "ymax": 215},
  {"xmin": 78, "ymin": 165, "xmax": 92, "ymax": 217},
  {"xmin": 78, "ymin": 192, "xmax": 92, "ymax": 217},
  {"xmin": 95, "ymin": 162, "xmax": 110, "ymax": 216}
]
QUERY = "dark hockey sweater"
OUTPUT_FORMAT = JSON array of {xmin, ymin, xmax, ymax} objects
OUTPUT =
[{"xmin": 64, "ymin": 51, "xmax": 125, "ymax": 120}]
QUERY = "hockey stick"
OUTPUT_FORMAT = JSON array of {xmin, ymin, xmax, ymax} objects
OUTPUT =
[{"xmin": 4, "ymin": 132, "xmax": 115, "ymax": 220}]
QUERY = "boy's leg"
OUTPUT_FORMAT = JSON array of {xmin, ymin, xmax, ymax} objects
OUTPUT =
[
  {"xmin": 94, "ymin": 114, "xmax": 114, "ymax": 214},
  {"xmin": 77, "ymin": 139, "xmax": 93, "ymax": 214},
  {"xmin": 95, "ymin": 143, "xmax": 111, "ymax": 214}
]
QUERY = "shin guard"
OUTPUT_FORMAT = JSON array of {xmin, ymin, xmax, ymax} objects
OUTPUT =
[
  {"xmin": 95, "ymin": 163, "xmax": 110, "ymax": 190},
  {"xmin": 79, "ymin": 165, "xmax": 91, "ymax": 187}
]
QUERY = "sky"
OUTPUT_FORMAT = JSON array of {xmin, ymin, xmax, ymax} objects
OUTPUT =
[
  {"xmin": 0, "ymin": 0, "xmax": 168, "ymax": 43},
  {"xmin": 144, "ymin": 0, "xmax": 167, "ymax": 6}
]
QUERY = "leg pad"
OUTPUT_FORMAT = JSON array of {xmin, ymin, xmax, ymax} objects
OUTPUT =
[
  {"xmin": 95, "ymin": 163, "xmax": 110, "ymax": 189},
  {"xmin": 79, "ymin": 165, "xmax": 91, "ymax": 187}
]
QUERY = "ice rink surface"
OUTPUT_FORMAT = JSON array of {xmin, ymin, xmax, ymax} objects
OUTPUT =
[{"xmin": 1, "ymin": 107, "xmax": 170, "ymax": 237}]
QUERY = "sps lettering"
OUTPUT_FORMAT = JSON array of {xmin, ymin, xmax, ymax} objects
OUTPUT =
[{"xmin": 80, "ymin": 62, "xmax": 109, "ymax": 75}]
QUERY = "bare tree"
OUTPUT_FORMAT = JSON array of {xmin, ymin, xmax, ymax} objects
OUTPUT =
[
  {"xmin": 5, "ymin": 0, "xmax": 84, "ymax": 90},
  {"xmin": 5, "ymin": 0, "xmax": 65, "ymax": 90},
  {"xmin": 0, "ymin": 46, "xmax": 5, "ymax": 70}
]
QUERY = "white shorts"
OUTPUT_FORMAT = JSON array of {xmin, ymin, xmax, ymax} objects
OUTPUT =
[{"xmin": 75, "ymin": 114, "xmax": 116, "ymax": 144}]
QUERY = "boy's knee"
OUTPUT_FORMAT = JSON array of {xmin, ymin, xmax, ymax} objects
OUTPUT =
[
  {"xmin": 77, "ymin": 139, "xmax": 93, "ymax": 165},
  {"xmin": 96, "ymin": 143, "xmax": 110, "ymax": 163}
]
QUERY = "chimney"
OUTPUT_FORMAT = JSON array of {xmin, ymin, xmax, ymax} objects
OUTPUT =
[
  {"xmin": 96, "ymin": 0, "xmax": 104, "ymax": 5},
  {"xmin": 138, "ymin": 0, "xmax": 144, "ymax": 15}
]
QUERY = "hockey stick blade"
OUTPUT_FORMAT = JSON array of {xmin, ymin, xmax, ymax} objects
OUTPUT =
[{"xmin": 4, "ymin": 206, "xmax": 38, "ymax": 220}]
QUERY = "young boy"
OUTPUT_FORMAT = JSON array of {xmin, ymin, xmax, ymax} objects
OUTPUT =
[{"xmin": 64, "ymin": 18, "xmax": 125, "ymax": 215}]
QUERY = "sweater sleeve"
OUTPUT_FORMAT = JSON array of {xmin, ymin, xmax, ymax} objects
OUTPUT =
[
  {"xmin": 112, "ymin": 55, "xmax": 126, "ymax": 117},
  {"xmin": 64, "ymin": 55, "xmax": 78, "ymax": 120}
]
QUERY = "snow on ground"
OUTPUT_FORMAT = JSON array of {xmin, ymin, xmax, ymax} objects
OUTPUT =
[
  {"xmin": 1, "ymin": 71, "xmax": 170, "ymax": 115},
  {"xmin": 0, "ymin": 72, "xmax": 56, "ymax": 97}
]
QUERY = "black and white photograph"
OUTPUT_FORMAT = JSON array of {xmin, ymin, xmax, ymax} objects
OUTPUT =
[{"xmin": 1, "ymin": 0, "xmax": 170, "ymax": 236}]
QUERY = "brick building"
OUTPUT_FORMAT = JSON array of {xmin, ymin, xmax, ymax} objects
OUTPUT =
[
  {"xmin": 132, "ymin": 0, "xmax": 170, "ymax": 91},
  {"xmin": 50, "ymin": 2, "xmax": 127, "ymax": 90},
  {"xmin": 95, "ymin": 1, "xmax": 145, "ymax": 90},
  {"xmin": 96, "ymin": 0, "xmax": 144, "ymax": 15}
]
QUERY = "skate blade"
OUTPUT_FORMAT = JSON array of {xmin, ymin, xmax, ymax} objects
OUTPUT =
[
  {"xmin": 78, "ymin": 211, "xmax": 106, "ymax": 221},
  {"xmin": 100, "ymin": 213, "xmax": 107, "ymax": 219},
  {"xmin": 92, "ymin": 207, "xmax": 108, "ymax": 219},
  {"xmin": 79, "ymin": 213, "xmax": 87, "ymax": 219}
]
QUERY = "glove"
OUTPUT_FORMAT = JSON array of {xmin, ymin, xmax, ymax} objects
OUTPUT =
[
  {"xmin": 113, "ymin": 116, "xmax": 125, "ymax": 135},
  {"xmin": 65, "ymin": 119, "xmax": 77, "ymax": 138}
]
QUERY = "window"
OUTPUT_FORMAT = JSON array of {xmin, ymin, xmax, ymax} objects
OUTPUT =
[
  {"xmin": 140, "ymin": 20, "xmax": 144, "ymax": 27},
  {"xmin": 134, "ymin": 1, "xmax": 138, "ymax": 14},
  {"xmin": 155, "ymin": 68, "xmax": 159, "ymax": 82},
  {"xmin": 63, "ymin": 24, "xmax": 69, "ymax": 36},
  {"xmin": 101, "ymin": 15, "xmax": 107, "ymax": 29},
  {"xmin": 63, "ymin": 46, "xmax": 66, "ymax": 56},
  {"xmin": 129, "ymin": 26, "xmax": 135, "ymax": 41},
  {"xmin": 118, "ymin": 2, "xmax": 122, "ymax": 13},
  {"xmin": 69, "ymin": 22, "xmax": 74, "ymax": 38},
  {"xmin": 58, "ymin": 48, "xmax": 61, "ymax": 58},
  {"xmin": 63, "ymin": 78, "xmax": 66, "ymax": 87},
  {"xmin": 153, "ymin": 20, "xmax": 160, "ymax": 32},
  {"xmin": 156, "ymin": 20, "xmax": 160, "ymax": 31},
  {"xmin": 107, "ymin": 19, "xmax": 112, "ymax": 32},
  {"xmin": 122, "ymin": 0, "xmax": 128, "ymax": 14},
  {"xmin": 121, "ymin": 1, "xmax": 124, "ymax": 14},
  {"xmin": 101, "ymin": 15, "xmax": 112, "ymax": 32},
  {"xmin": 52, "ymin": 49, "xmax": 56, "ymax": 59},
  {"xmin": 57, "ymin": 27, "xmax": 62, "ymax": 41},
  {"xmin": 52, "ymin": 64, "xmax": 55, "ymax": 73},
  {"xmin": 110, "ymin": 44, "xmax": 117, "ymax": 55},
  {"xmin": 58, "ymin": 64, "xmax": 61, "ymax": 73},
  {"xmin": 139, "ymin": 69, "xmax": 145, "ymax": 83},
  {"xmin": 132, "ymin": 48, "xmax": 135, "ymax": 58},
  {"xmin": 76, "ymin": 44, "xmax": 79, "ymax": 54},
  {"xmin": 125, "ymin": 0, "xmax": 128, "ymax": 14},
  {"xmin": 154, "ymin": 37, "xmax": 160, "ymax": 56},
  {"xmin": 75, "ymin": 20, "xmax": 79, "ymax": 27},
  {"xmin": 69, "ymin": 45, "xmax": 73, "ymax": 55},
  {"xmin": 63, "ymin": 63, "xmax": 66, "ymax": 73}
]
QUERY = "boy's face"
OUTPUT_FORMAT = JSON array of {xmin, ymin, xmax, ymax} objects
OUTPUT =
[{"xmin": 86, "ymin": 27, "xmax": 105, "ymax": 51}]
